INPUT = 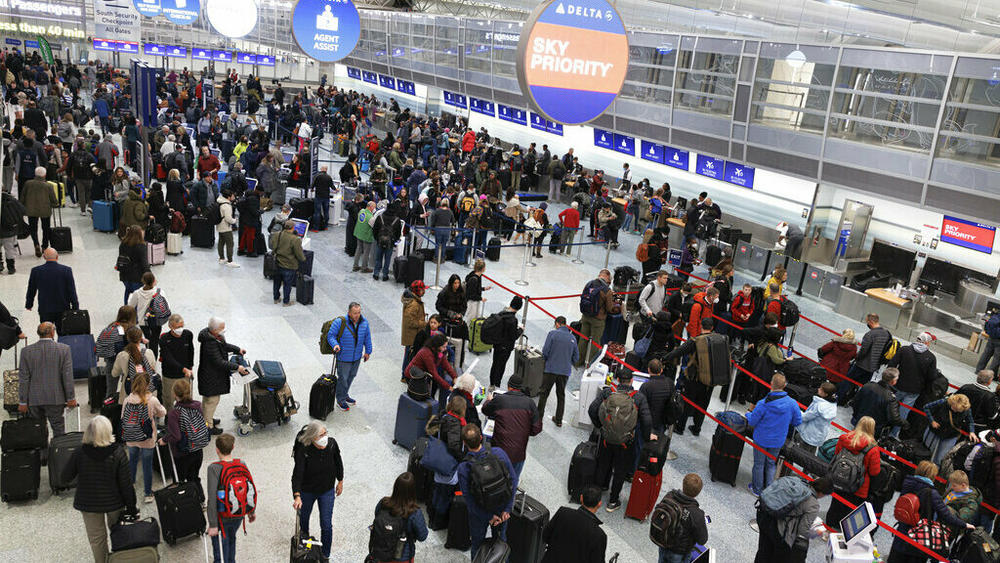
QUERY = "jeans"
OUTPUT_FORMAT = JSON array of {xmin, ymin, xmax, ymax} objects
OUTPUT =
[
  {"xmin": 273, "ymin": 267, "xmax": 296, "ymax": 304},
  {"xmin": 659, "ymin": 548, "xmax": 691, "ymax": 563},
  {"xmin": 896, "ymin": 391, "xmax": 920, "ymax": 421},
  {"xmin": 537, "ymin": 373, "xmax": 568, "ymax": 423},
  {"xmin": 924, "ymin": 428, "xmax": 959, "ymax": 466},
  {"xmin": 336, "ymin": 359, "xmax": 360, "ymax": 404},
  {"xmin": 511, "ymin": 460, "xmax": 525, "ymax": 480},
  {"xmin": 123, "ymin": 281, "xmax": 143, "ymax": 305},
  {"xmin": 596, "ymin": 441, "xmax": 635, "ymax": 502},
  {"xmin": 621, "ymin": 212, "xmax": 633, "ymax": 232},
  {"xmin": 372, "ymin": 244, "xmax": 393, "ymax": 278},
  {"xmin": 212, "ymin": 517, "xmax": 242, "ymax": 563},
  {"xmin": 127, "ymin": 446, "xmax": 155, "ymax": 495},
  {"xmin": 977, "ymin": 338, "xmax": 1000, "ymax": 373},
  {"xmin": 751, "ymin": 445, "xmax": 782, "ymax": 494},
  {"xmin": 313, "ymin": 197, "xmax": 330, "ymax": 228},
  {"xmin": 299, "ymin": 487, "xmax": 336, "ymax": 558},
  {"xmin": 434, "ymin": 228, "xmax": 450, "ymax": 260}
]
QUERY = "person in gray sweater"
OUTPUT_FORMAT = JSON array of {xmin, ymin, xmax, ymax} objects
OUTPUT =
[{"xmin": 206, "ymin": 433, "xmax": 256, "ymax": 563}]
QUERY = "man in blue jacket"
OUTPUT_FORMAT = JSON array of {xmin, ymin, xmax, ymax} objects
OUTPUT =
[
  {"xmin": 458, "ymin": 424, "xmax": 518, "ymax": 558},
  {"xmin": 746, "ymin": 373, "xmax": 802, "ymax": 496},
  {"xmin": 326, "ymin": 302, "xmax": 373, "ymax": 411},
  {"xmin": 538, "ymin": 315, "xmax": 579, "ymax": 427},
  {"xmin": 25, "ymin": 248, "xmax": 79, "ymax": 335},
  {"xmin": 976, "ymin": 308, "xmax": 1000, "ymax": 374}
]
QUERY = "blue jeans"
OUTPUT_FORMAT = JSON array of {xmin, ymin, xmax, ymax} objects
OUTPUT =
[
  {"xmin": 299, "ymin": 488, "xmax": 336, "ymax": 558},
  {"xmin": 127, "ymin": 446, "xmax": 155, "ymax": 495},
  {"xmin": 751, "ymin": 445, "xmax": 782, "ymax": 494},
  {"xmin": 273, "ymin": 267, "xmax": 296, "ymax": 304},
  {"xmin": 212, "ymin": 517, "xmax": 242, "ymax": 563},
  {"xmin": 123, "ymin": 281, "xmax": 143, "ymax": 305},
  {"xmin": 889, "ymin": 390, "xmax": 921, "ymax": 438},
  {"xmin": 511, "ymin": 460, "xmax": 525, "ymax": 480},
  {"xmin": 434, "ymin": 228, "xmax": 450, "ymax": 259},
  {"xmin": 621, "ymin": 212, "xmax": 633, "ymax": 232},
  {"xmin": 659, "ymin": 548, "xmax": 691, "ymax": 563},
  {"xmin": 336, "ymin": 359, "xmax": 360, "ymax": 404},
  {"xmin": 313, "ymin": 197, "xmax": 329, "ymax": 228},
  {"xmin": 372, "ymin": 244, "xmax": 393, "ymax": 278}
]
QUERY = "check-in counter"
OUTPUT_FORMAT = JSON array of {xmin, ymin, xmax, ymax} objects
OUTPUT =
[
  {"xmin": 667, "ymin": 217, "xmax": 686, "ymax": 249},
  {"xmin": 862, "ymin": 288, "xmax": 913, "ymax": 331}
]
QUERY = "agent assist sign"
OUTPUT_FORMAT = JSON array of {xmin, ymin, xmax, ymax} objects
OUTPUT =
[
  {"xmin": 516, "ymin": 0, "xmax": 628, "ymax": 125},
  {"xmin": 291, "ymin": 0, "xmax": 360, "ymax": 63}
]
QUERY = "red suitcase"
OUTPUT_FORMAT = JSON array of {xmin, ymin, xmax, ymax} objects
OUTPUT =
[{"xmin": 625, "ymin": 470, "xmax": 662, "ymax": 521}]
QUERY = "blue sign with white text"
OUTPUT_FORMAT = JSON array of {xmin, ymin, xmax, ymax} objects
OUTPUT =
[
  {"xmin": 166, "ymin": 46, "xmax": 187, "ymax": 58},
  {"xmin": 396, "ymin": 80, "xmax": 414, "ymax": 96},
  {"xmin": 593, "ymin": 129, "xmax": 612, "ymax": 149},
  {"xmin": 378, "ymin": 74, "xmax": 395, "ymax": 89},
  {"xmin": 663, "ymin": 146, "xmax": 689, "ymax": 171},
  {"xmin": 470, "ymin": 97, "xmax": 495, "ymax": 117},
  {"xmin": 530, "ymin": 112, "xmax": 547, "ymax": 132},
  {"xmin": 346, "ymin": 67, "xmax": 361, "ymax": 79},
  {"xmin": 443, "ymin": 91, "xmax": 467, "ymax": 109},
  {"xmin": 361, "ymin": 70, "xmax": 377, "ymax": 84},
  {"xmin": 144, "ymin": 43, "xmax": 165, "ymax": 55},
  {"xmin": 192, "ymin": 48, "xmax": 211, "ymax": 60},
  {"xmin": 93, "ymin": 39, "xmax": 116, "ymax": 51},
  {"xmin": 613, "ymin": 134, "xmax": 634, "ymax": 156},
  {"xmin": 696, "ymin": 154, "xmax": 724, "ymax": 180},
  {"xmin": 640, "ymin": 140, "xmax": 664, "ymax": 164},
  {"xmin": 24, "ymin": 40, "xmax": 39, "ymax": 49},
  {"xmin": 133, "ymin": 0, "xmax": 161, "ymax": 17},
  {"xmin": 257, "ymin": 55, "xmax": 274, "ymax": 66},
  {"xmin": 5, "ymin": 39, "xmax": 20, "ymax": 46},
  {"xmin": 117, "ymin": 42, "xmax": 138, "ymax": 53},
  {"xmin": 237, "ymin": 53, "xmax": 256, "ymax": 64},
  {"xmin": 213, "ymin": 50, "xmax": 232, "ymax": 62},
  {"xmin": 292, "ymin": 0, "xmax": 361, "ymax": 63},
  {"xmin": 498, "ymin": 104, "xmax": 527, "ymax": 126},
  {"xmin": 723, "ymin": 161, "xmax": 755, "ymax": 189},
  {"xmin": 161, "ymin": 0, "xmax": 200, "ymax": 25}
]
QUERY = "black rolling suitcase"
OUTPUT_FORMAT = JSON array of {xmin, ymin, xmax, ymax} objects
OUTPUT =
[
  {"xmin": 298, "ymin": 250, "xmax": 314, "ymax": 276},
  {"xmin": 263, "ymin": 252, "xmax": 277, "ymax": 279},
  {"xmin": 709, "ymin": 412, "xmax": 747, "ymax": 486},
  {"xmin": 486, "ymin": 237, "xmax": 501, "ymax": 261},
  {"xmin": 778, "ymin": 440, "xmax": 830, "ymax": 479},
  {"xmin": 309, "ymin": 370, "xmax": 337, "ymax": 420},
  {"xmin": 407, "ymin": 436, "xmax": 434, "ymax": 504},
  {"xmin": 153, "ymin": 447, "xmax": 206, "ymax": 545},
  {"xmin": 1, "ymin": 449, "xmax": 40, "ymax": 502},
  {"xmin": 189, "ymin": 215, "xmax": 214, "ymax": 248},
  {"xmin": 393, "ymin": 255, "xmax": 424, "ymax": 286},
  {"xmin": 50, "ymin": 205, "xmax": 73, "ymax": 253},
  {"xmin": 1, "ymin": 415, "xmax": 48, "ymax": 452},
  {"xmin": 250, "ymin": 383, "xmax": 281, "ymax": 426},
  {"xmin": 48, "ymin": 408, "xmax": 83, "ymax": 494},
  {"xmin": 445, "ymin": 492, "xmax": 471, "ymax": 550},
  {"xmin": 784, "ymin": 383, "xmax": 813, "ymax": 406},
  {"xmin": 507, "ymin": 490, "xmax": 549, "ymax": 563},
  {"xmin": 88, "ymin": 367, "xmax": 107, "ymax": 412},
  {"xmin": 567, "ymin": 440, "xmax": 598, "ymax": 503},
  {"xmin": 296, "ymin": 274, "xmax": 315, "ymax": 305}
]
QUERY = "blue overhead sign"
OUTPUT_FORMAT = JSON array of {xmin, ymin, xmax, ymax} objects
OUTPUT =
[
  {"xmin": 396, "ymin": 79, "xmax": 415, "ymax": 96},
  {"xmin": 291, "ymin": 0, "xmax": 361, "ymax": 63},
  {"xmin": 257, "ymin": 55, "xmax": 274, "ymax": 66},
  {"xmin": 5, "ymin": 39, "xmax": 20, "ymax": 46},
  {"xmin": 443, "ymin": 91, "xmax": 467, "ymax": 109},
  {"xmin": 593, "ymin": 129, "xmax": 612, "ymax": 149},
  {"xmin": 24, "ymin": 40, "xmax": 39, "ymax": 49},
  {"xmin": 166, "ymin": 45, "xmax": 187, "ymax": 58},
  {"xmin": 192, "ymin": 48, "xmax": 211, "ymax": 60},
  {"xmin": 663, "ymin": 146, "xmax": 689, "ymax": 171},
  {"xmin": 723, "ymin": 161, "xmax": 755, "ymax": 189},
  {"xmin": 640, "ymin": 140, "xmax": 664, "ymax": 164},
  {"xmin": 93, "ymin": 39, "xmax": 116, "ymax": 51},
  {"xmin": 613, "ymin": 133, "xmax": 634, "ymax": 156},
  {"xmin": 213, "ymin": 50, "xmax": 232, "ymax": 62},
  {"xmin": 469, "ymin": 97, "xmax": 495, "ymax": 117},
  {"xmin": 346, "ymin": 67, "xmax": 361, "ymax": 80},
  {"xmin": 144, "ymin": 43, "xmax": 165, "ymax": 55},
  {"xmin": 236, "ymin": 53, "xmax": 256, "ymax": 64},
  {"xmin": 695, "ymin": 154, "xmax": 724, "ymax": 180},
  {"xmin": 117, "ymin": 41, "xmax": 138, "ymax": 54},
  {"xmin": 162, "ymin": 0, "xmax": 200, "ymax": 25},
  {"xmin": 361, "ymin": 70, "xmax": 377, "ymax": 84},
  {"xmin": 498, "ymin": 104, "xmax": 527, "ymax": 126},
  {"xmin": 531, "ymin": 113, "xmax": 563, "ymax": 135},
  {"xmin": 378, "ymin": 74, "xmax": 395, "ymax": 89}
]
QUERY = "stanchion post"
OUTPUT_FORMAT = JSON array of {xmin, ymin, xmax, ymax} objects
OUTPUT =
[
  {"xmin": 603, "ymin": 238, "xmax": 612, "ymax": 269},
  {"xmin": 526, "ymin": 236, "xmax": 536, "ymax": 267},
  {"xmin": 572, "ymin": 231, "xmax": 585, "ymax": 264},
  {"xmin": 725, "ymin": 362, "xmax": 739, "ymax": 412},
  {"xmin": 787, "ymin": 323, "xmax": 798, "ymax": 349},
  {"xmin": 429, "ymin": 237, "xmax": 443, "ymax": 290},
  {"xmin": 515, "ymin": 237, "xmax": 530, "ymax": 286}
]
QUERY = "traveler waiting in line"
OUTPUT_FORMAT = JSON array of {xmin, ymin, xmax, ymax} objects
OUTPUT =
[
  {"xmin": 793, "ymin": 382, "xmax": 838, "ymax": 454},
  {"xmin": 888, "ymin": 331, "xmax": 938, "ymax": 421},
  {"xmin": 956, "ymin": 370, "xmax": 999, "ymax": 432},
  {"xmin": 746, "ymin": 373, "xmax": 802, "ymax": 496},
  {"xmin": 654, "ymin": 473, "xmax": 709, "ymax": 563},
  {"xmin": 754, "ymin": 477, "xmax": 832, "ymax": 563},
  {"xmin": 325, "ymin": 302, "xmax": 373, "ymax": 412},
  {"xmin": 824, "ymin": 416, "xmax": 881, "ymax": 529},
  {"xmin": 575, "ymin": 269, "xmax": 620, "ymax": 368},
  {"xmin": 817, "ymin": 328, "xmax": 857, "ymax": 389},
  {"xmin": 976, "ymin": 307, "xmax": 1000, "ymax": 374},
  {"xmin": 292, "ymin": 421, "xmax": 345, "ymax": 561},
  {"xmin": 158, "ymin": 314, "xmax": 194, "ymax": 410},
  {"xmin": 887, "ymin": 461, "xmax": 974, "ymax": 563},
  {"xmin": 111, "ymin": 325, "xmax": 157, "ymax": 403},
  {"xmin": 542, "ymin": 484, "xmax": 607, "ymax": 563},
  {"xmin": 923, "ymin": 393, "xmax": 977, "ymax": 465},
  {"xmin": 538, "ymin": 315, "xmax": 579, "ymax": 428},
  {"xmin": 464, "ymin": 259, "xmax": 492, "ymax": 320},
  {"xmin": 457, "ymin": 424, "xmax": 518, "ymax": 557},
  {"xmin": 405, "ymin": 333, "xmax": 456, "ymax": 409},
  {"xmin": 127, "ymin": 272, "xmax": 168, "ymax": 358},
  {"xmin": 121, "ymin": 371, "xmax": 166, "ymax": 505},
  {"xmin": 117, "ymin": 225, "xmax": 149, "ymax": 305},
  {"xmin": 639, "ymin": 359, "xmax": 677, "ymax": 443},
  {"xmin": 663, "ymin": 318, "xmax": 728, "ymax": 437},
  {"xmin": 487, "ymin": 296, "xmax": 523, "ymax": 391},
  {"xmin": 158, "ymin": 378, "xmax": 207, "ymax": 496},
  {"xmin": 215, "ymin": 189, "xmax": 239, "ymax": 267},
  {"xmin": 21, "ymin": 165, "xmax": 57, "ymax": 257},
  {"xmin": 18, "ymin": 321, "xmax": 75, "ymax": 436},
  {"xmin": 197, "ymin": 317, "xmax": 249, "ymax": 435},
  {"xmin": 852, "ymin": 367, "xmax": 908, "ymax": 438},
  {"xmin": 352, "ymin": 200, "xmax": 377, "ymax": 273},
  {"xmin": 369, "ymin": 472, "xmax": 429, "ymax": 562},
  {"xmin": 482, "ymin": 372, "xmax": 542, "ymax": 479},
  {"xmin": 206, "ymin": 433, "xmax": 257, "ymax": 563},
  {"xmin": 449, "ymin": 373, "xmax": 483, "ymax": 431},
  {"xmin": 763, "ymin": 266, "xmax": 787, "ymax": 299},
  {"xmin": 425, "ymin": 395, "xmax": 468, "ymax": 529},
  {"xmin": 270, "ymin": 220, "xmax": 306, "ymax": 306},
  {"xmin": 838, "ymin": 313, "xmax": 891, "ymax": 405}
]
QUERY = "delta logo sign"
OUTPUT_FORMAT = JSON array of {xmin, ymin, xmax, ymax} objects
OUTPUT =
[{"xmin": 517, "ymin": 0, "xmax": 628, "ymax": 125}]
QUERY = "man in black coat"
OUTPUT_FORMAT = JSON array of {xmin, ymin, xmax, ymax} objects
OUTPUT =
[
  {"xmin": 197, "ymin": 317, "xmax": 249, "ymax": 435},
  {"xmin": 311, "ymin": 165, "xmax": 334, "ymax": 230},
  {"xmin": 343, "ymin": 193, "xmax": 364, "ymax": 257},
  {"xmin": 956, "ymin": 370, "xmax": 999, "ymax": 432},
  {"xmin": 25, "ymin": 248, "xmax": 79, "ymax": 334},
  {"xmin": 488, "ymin": 296, "xmax": 524, "ymax": 391},
  {"xmin": 541, "ymin": 485, "xmax": 607, "ymax": 563},
  {"xmin": 851, "ymin": 367, "xmax": 908, "ymax": 437}
]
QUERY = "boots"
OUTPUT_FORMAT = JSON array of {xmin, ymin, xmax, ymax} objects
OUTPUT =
[
  {"xmin": 33, "ymin": 244, "xmax": 41, "ymax": 257},
  {"xmin": 6, "ymin": 259, "xmax": 14, "ymax": 275}
]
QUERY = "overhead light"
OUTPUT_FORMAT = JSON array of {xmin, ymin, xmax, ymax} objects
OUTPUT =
[
  {"xmin": 207, "ymin": 0, "xmax": 259, "ymax": 37},
  {"xmin": 785, "ymin": 49, "xmax": 807, "ymax": 69}
]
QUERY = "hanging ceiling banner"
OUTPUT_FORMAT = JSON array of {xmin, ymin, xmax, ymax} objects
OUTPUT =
[
  {"xmin": 291, "ymin": 0, "xmax": 360, "ymax": 63},
  {"xmin": 516, "ymin": 0, "xmax": 628, "ymax": 125},
  {"xmin": 93, "ymin": 0, "xmax": 141, "ymax": 43},
  {"xmin": 0, "ymin": 0, "xmax": 86, "ymax": 25},
  {"xmin": 133, "ymin": 0, "xmax": 200, "ymax": 24}
]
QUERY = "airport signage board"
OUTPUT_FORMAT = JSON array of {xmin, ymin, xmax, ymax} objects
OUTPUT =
[
  {"xmin": 443, "ymin": 90, "xmax": 467, "ymax": 109},
  {"xmin": 593, "ymin": 128, "xmax": 612, "ymax": 149},
  {"xmin": 640, "ymin": 140, "xmax": 663, "ymax": 164},
  {"xmin": 361, "ymin": 70, "xmax": 376, "ymax": 84},
  {"xmin": 0, "ymin": 0, "xmax": 86, "ymax": 26},
  {"xmin": 695, "ymin": 154, "xmax": 723, "ymax": 180},
  {"xmin": 236, "ymin": 52, "xmax": 256, "ymax": 64},
  {"xmin": 941, "ymin": 215, "xmax": 996, "ymax": 254},
  {"xmin": 291, "ymin": 0, "xmax": 360, "ymax": 62},
  {"xmin": 530, "ymin": 112, "xmax": 563, "ymax": 135},
  {"xmin": 396, "ymin": 79, "xmax": 414, "ymax": 96},
  {"xmin": 498, "ymin": 104, "xmax": 527, "ymax": 126},
  {"xmin": 469, "ymin": 97, "xmax": 495, "ymax": 117},
  {"xmin": 93, "ymin": 0, "xmax": 141, "ymax": 43},
  {"xmin": 663, "ymin": 145, "xmax": 689, "ymax": 171},
  {"xmin": 192, "ymin": 47, "xmax": 210, "ymax": 60},
  {"xmin": 612, "ymin": 133, "xmax": 634, "ymax": 156},
  {"xmin": 346, "ymin": 66, "xmax": 361, "ymax": 79},
  {"xmin": 723, "ymin": 161, "xmax": 754, "ymax": 189},
  {"xmin": 165, "ymin": 45, "xmax": 186, "ymax": 57},
  {"xmin": 257, "ymin": 54, "xmax": 274, "ymax": 65},
  {"xmin": 516, "ymin": 0, "xmax": 629, "ymax": 125},
  {"xmin": 378, "ymin": 74, "xmax": 394, "ymax": 89},
  {"xmin": 133, "ymin": 0, "xmax": 200, "ymax": 24},
  {"xmin": 143, "ymin": 42, "xmax": 164, "ymax": 55}
]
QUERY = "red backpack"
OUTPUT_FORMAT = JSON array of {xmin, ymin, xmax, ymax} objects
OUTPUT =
[
  {"xmin": 894, "ymin": 488, "xmax": 927, "ymax": 527},
  {"xmin": 170, "ymin": 211, "xmax": 186, "ymax": 234},
  {"xmin": 216, "ymin": 460, "xmax": 257, "ymax": 533}
]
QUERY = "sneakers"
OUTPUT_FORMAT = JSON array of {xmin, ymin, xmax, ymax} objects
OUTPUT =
[
  {"xmin": 209, "ymin": 427, "xmax": 223, "ymax": 436},
  {"xmin": 352, "ymin": 266, "xmax": 360, "ymax": 272},
  {"xmin": 551, "ymin": 416, "xmax": 562, "ymax": 428},
  {"xmin": 274, "ymin": 299, "xmax": 280, "ymax": 304},
  {"xmin": 345, "ymin": 397, "xmax": 356, "ymax": 405},
  {"xmin": 144, "ymin": 495, "xmax": 154, "ymax": 504},
  {"xmin": 605, "ymin": 500, "xmax": 622, "ymax": 512},
  {"xmin": 219, "ymin": 258, "xmax": 227, "ymax": 264},
  {"xmin": 338, "ymin": 401, "xmax": 351, "ymax": 411},
  {"xmin": 226, "ymin": 262, "xmax": 241, "ymax": 268},
  {"xmin": 747, "ymin": 483, "xmax": 759, "ymax": 497}
]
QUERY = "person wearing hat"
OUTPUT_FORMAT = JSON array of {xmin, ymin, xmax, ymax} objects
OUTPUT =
[
  {"xmin": 482, "ymin": 369, "xmax": 542, "ymax": 479},
  {"xmin": 956, "ymin": 370, "xmax": 999, "ymax": 433},
  {"xmin": 888, "ymin": 331, "xmax": 939, "ymax": 422},
  {"xmin": 488, "ymin": 296, "xmax": 524, "ymax": 392}
]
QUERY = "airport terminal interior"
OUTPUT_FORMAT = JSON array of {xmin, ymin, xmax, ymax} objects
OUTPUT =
[{"xmin": 1, "ymin": 0, "xmax": 1000, "ymax": 561}]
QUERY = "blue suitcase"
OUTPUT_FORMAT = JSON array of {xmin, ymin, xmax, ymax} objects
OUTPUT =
[
  {"xmin": 252, "ymin": 360, "xmax": 287, "ymax": 388},
  {"xmin": 392, "ymin": 393, "xmax": 437, "ymax": 450},
  {"xmin": 92, "ymin": 200, "xmax": 117, "ymax": 232},
  {"xmin": 58, "ymin": 334, "xmax": 96, "ymax": 379}
]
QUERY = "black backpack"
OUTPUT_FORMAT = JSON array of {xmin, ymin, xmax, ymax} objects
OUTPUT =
[
  {"xmin": 467, "ymin": 449, "xmax": 513, "ymax": 512},
  {"xmin": 828, "ymin": 443, "xmax": 874, "ymax": 493},
  {"xmin": 480, "ymin": 314, "xmax": 504, "ymax": 346},
  {"xmin": 377, "ymin": 216, "xmax": 397, "ymax": 249},
  {"xmin": 649, "ymin": 492, "xmax": 691, "ymax": 550},
  {"xmin": 17, "ymin": 147, "xmax": 37, "ymax": 177},
  {"xmin": 778, "ymin": 297, "xmax": 800, "ymax": 326},
  {"xmin": 368, "ymin": 505, "xmax": 408, "ymax": 562},
  {"xmin": 205, "ymin": 201, "xmax": 223, "ymax": 224}
]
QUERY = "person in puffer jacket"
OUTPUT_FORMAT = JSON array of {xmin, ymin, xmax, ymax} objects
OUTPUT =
[
  {"xmin": 817, "ymin": 329, "xmax": 857, "ymax": 384},
  {"xmin": 888, "ymin": 462, "xmax": 974, "ymax": 563},
  {"xmin": 793, "ymin": 382, "xmax": 838, "ymax": 453},
  {"xmin": 746, "ymin": 373, "xmax": 802, "ymax": 496},
  {"xmin": 482, "ymin": 372, "xmax": 542, "ymax": 479},
  {"xmin": 824, "ymin": 417, "xmax": 880, "ymax": 530}
]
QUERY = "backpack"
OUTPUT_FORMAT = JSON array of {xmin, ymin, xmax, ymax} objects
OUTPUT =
[
  {"xmin": 121, "ymin": 401, "xmax": 153, "ymax": 442},
  {"xmin": 406, "ymin": 367, "xmax": 432, "ymax": 401},
  {"xmin": 828, "ymin": 442, "xmax": 874, "ymax": 493},
  {"xmin": 598, "ymin": 389, "xmax": 638, "ymax": 446},
  {"xmin": 320, "ymin": 317, "xmax": 346, "ymax": 355},
  {"xmin": 460, "ymin": 196, "xmax": 475, "ymax": 213},
  {"xmin": 466, "ymin": 449, "xmax": 513, "ymax": 512},
  {"xmin": 480, "ymin": 314, "xmax": 504, "ymax": 346},
  {"xmin": 170, "ymin": 211, "xmax": 186, "ymax": 234},
  {"xmin": 759, "ymin": 476, "xmax": 813, "ymax": 517},
  {"xmin": 205, "ymin": 201, "xmax": 222, "ymax": 224},
  {"xmin": 579, "ymin": 280, "xmax": 605, "ymax": 317},
  {"xmin": 636, "ymin": 243, "xmax": 650, "ymax": 263},
  {"xmin": 894, "ymin": 488, "xmax": 930, "ymax": 527},
  {"xmin": 649, "ymin": 492, "xmax": 691, "ymax": 549},
  {"xmin": 777, "ymin": 297, "xmax": 800, "ymax": 326},
  {"xmin": 145, "ymin": 290, "xmax": 171, "ymax": 325},
  {"xmin": 368, "ymin": 505, "xmax": 409, "ymax": 561},
  {"xmin": 377, "ymin": 216, "xmax": 397, "ymax": 249},
  {"xmin": 177, "ymin": 404, "xmax": 210, "ymax": 453},
  {"xmin": 880, "ymin": 333, "xmax": 900, "ymax": 365},
  {"xmin": 969, "ymin": 445, "xmax": 998, "ymax": 496},
  {"xmin": 216, "ymin": 460, "xmax": 257, "ymax": 521},
  {"xmin": 17, "ymin": 147, "xmax": 37, "ymax": 177}
]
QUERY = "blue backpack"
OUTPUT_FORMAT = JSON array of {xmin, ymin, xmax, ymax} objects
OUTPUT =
[{"xmin": 579, "ymin": 280, "xmax": 605, "ymax": 317}]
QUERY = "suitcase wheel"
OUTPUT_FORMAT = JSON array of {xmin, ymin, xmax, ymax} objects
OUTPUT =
[
  {"xmin": 238, "ymin": 424, "xmax": 251, "ymax": 436},
  {"xmin": 391, "ymin": 439, "xmax": 397, "ymax": 445}
]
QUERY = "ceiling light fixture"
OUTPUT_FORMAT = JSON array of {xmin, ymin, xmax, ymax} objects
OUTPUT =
[{"xmin": 785, "ymin": 49, "xmax": 807, "ymax": 69}]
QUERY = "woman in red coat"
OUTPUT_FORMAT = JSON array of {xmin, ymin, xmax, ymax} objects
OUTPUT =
[
  {"xmin": 817, "ymin": 328, "xmax": 857, "ymax": 384},
  {"xmin": 404, "ymin": 333, "xmax": 457, "ymax": 408},
  {"xmin": 461, "ymin": 130, "xmax": 476, "ymax": 155}
]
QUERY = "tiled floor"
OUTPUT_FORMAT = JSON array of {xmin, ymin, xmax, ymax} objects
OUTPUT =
[{"xmin": 0, "ymin": 135, "xmax": 979, "ymax": 563}]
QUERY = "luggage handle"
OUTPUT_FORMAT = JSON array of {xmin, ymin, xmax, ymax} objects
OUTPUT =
[
  {"xmin": 202, "ymin": 531, "xmax": 211, "ymax": 563},
  {"xmin": 66, "ymin": 404, "xmax": 81, "ymax": 433}
]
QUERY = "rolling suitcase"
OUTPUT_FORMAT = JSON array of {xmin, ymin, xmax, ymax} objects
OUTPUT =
[
  {"xmin": 1, "ymin": 449, "xmax": 40, "ymax": 502},
  {"xmin": 88, "ymin": 367, "xmax": 107, "ymax": 413},
  {"xmin": 508, "ymin": 490, "xmax": 549, "ymax": 563},
  {"xmin": 290, "ymin": 507, "xmax": 324, "ymax": 562},
  {"xmin": 445, "ymin": 492, "xmax": 471, "ymax": 550},
  {"xmin": 146, "ymin": 242, "xmax": 165, "ymax": 266},
  {"xmin": 637, "ymin": 431, "xmax": 671, "ymax": 476},
  {"xmin": 308, "ymin": 371, "xmax": 337, "ymax": 420},
  {"xmin": 1, "ymin": 415, "xmax": 48, "ymax": 452},
  {"xmin": 709, "ymin": 413, "xmax": 747, "ymax": 486},
  {"xmin": 486, "ymin": 237, "xmax": 501, "ymax": 261},
  {"xmin": 152, "ymin": 440, "xmax": 177, "ymax": 482},
  {"xmin": 61, "ymin": 309, "xmax": 91, "ymax": 335},
  {"xmin": 469, "ymin": 318, "xmax": 493, "ymax": 354},
  {"xmin": 408, "ymin": 436, "xmax": 434, "ymax": 504},
  {"xmin": 165, "ymin": 232, "xmax": 183, "ymax": 255},
  {"xmin": 250, "ymin": 383, "xmax": 281, "ymax": 426},
  {"xmin": 252, "ymin": 359, "xmax": 287, "ymax": 388},
  {"xmin": 783, "ymin": 383, "xmax": 813, "ymax": 407},
  {"xmin": 48, "ymin": 408, "xmax": 82, "ymax": 494},
  {"xmin": 625, "ymin": 470, "xmax": 662, "ymax": 521},
  {"xmin": 513, "ymin": 342, "xmax": 545, "ymax": 397},
  {"xmin": 778, "ymin": 440, "xmax": 830, "ymax": 479},
  {"xmin": 106, "ymin": 546, "xmax": 160, "ymax": 562},
  {"xmin": 58, "ymin": 333, "xmax": 97, "ymax": 379},
  {"xmin": 153, "ymin": 447, "xmax": 206, "ymax": 545},
  {"xmin": 93, "ymin": 199, "xmax": 117, "ymax": 232},
  {"xmin": 263, "ymin": 252, "xmax": 277, "ymax": 279},
  {"xmin": 50, "ymin": 206, "xmax": 72, "ymax": 252},
  {"xmin": 392, "ymin": 393, "xmax": 437, "ymax": 450},
  {"xmin": 567, "ymin": 440, "xmax": 598, "ymax": 503},
  {"xmin": 189, "ymin": 216, "xmax": 214, "ymax": 248},
  {"xmin": 296, "ymin": 274, "xmax": 315, "ymax": 305},
  {"xmin": 110, "ymin": 515, "xmax": 161, "ymax": 551},
  {"xmin": 473, "ymin": 538, "xmax": 511, "ymax": 563},
  {"xmin": 298, "ymin": 250, "xmax": 314, "ymax": 276}
]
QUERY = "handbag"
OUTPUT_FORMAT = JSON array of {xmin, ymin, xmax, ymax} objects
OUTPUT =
[
  {"xmin": 906, "ymin": 517, "xmax": 950, "ymax": 552},
  {"xmin": 633, "ymin": 327, "xmax": 653, "ymax": 358},
  {"xmin": 420, "ymin": 435, "xmax": 458, "ymax": 476}
]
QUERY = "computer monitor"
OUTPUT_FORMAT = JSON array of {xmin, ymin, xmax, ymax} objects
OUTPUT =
[
  {"xmin": 868, "ymin": 240, "xmax": 915, "ymax": 280},
  {"xmin": 840, "ymin": 501, "xmax": 877, "ymax": 549},
  {"xmin": 282, "ymin": 152, "xmax": 294, "ymax": 164},
  {"xmin": 289, "ymin": 218, "xmax": 309, "ymax": 237},
  {"xmin": 246, "ymin": 177, "xmax": 257, "ymax": 192},
  {"xmin": 691, "ymin": 547, "xmax": 715, "ymax": 563}
]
